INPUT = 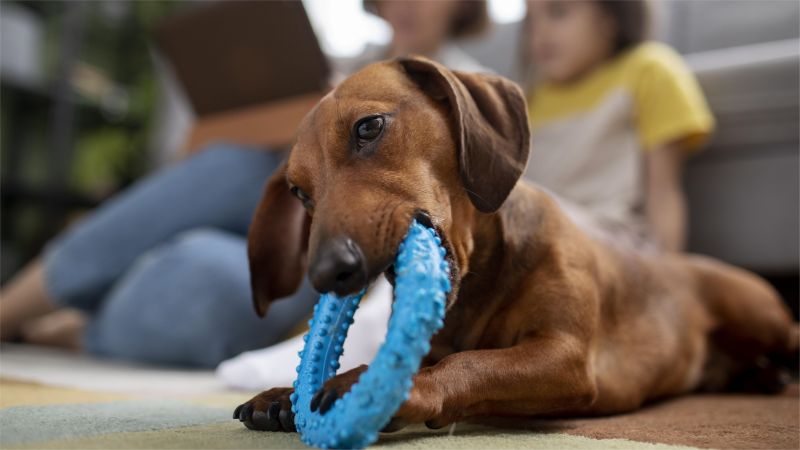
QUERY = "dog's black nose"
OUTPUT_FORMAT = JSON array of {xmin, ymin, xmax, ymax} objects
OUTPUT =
[{"xmin": 309, "ymin": 237, "xmax": 367, "ymax": 295}]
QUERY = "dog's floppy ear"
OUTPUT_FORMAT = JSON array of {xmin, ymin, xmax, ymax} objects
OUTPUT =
[
  {"xmin": 247, "ymin": 161, "xmax": 311, "ymax": 317},
  {"xmin": 399, "ymin": 56, "xmax": 530, "ymax": 213}
]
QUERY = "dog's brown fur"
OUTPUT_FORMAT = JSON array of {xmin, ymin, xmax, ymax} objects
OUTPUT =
[{"xmin": 236, "ymin": 57, "xmax": 799, "ymax": 432}]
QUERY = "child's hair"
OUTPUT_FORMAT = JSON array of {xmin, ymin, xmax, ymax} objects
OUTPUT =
[
  {"xmin": 519, "ymin": 0, "xmax": 652, "ymax": 82},
  {"xmin": 597, "ymin": 0, "xmax": 651, "ymax": 54}
]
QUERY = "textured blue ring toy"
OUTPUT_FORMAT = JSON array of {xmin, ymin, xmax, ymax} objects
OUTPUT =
[{"xmin": 290, "ymin": 220, "xmax": 451, "ymax": 449}]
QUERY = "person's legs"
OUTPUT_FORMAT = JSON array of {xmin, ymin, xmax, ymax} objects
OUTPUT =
[
  {"xmin": 84, "ymin": 228, "xmax": 318, "ymax": 368},
  {"xmin": 44, "ymin": 144, "xmax": 283, "ymax": 312},
  {"xmin": 1, "ymin": 144, "xmax": 281, "ymax": 341}
]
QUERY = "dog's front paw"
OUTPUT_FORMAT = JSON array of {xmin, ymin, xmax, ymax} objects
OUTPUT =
[
  {"xmin": 234, "ymin": 387, "xmax": 295, "ymax": 432},
  {"xmin": 310, "ymin": 365, "xmax": 367, "ymax": 415},
  {"xmin": 309, "ymin": 365, "xmax": 455, "ymax": 432}
]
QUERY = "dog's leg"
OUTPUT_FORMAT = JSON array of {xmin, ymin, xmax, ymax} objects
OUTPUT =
[
  {"xmin": 391, "ymin": 334, "xmax": 596, "ymax": 428},
  {"xmin": 689, "ymin": 256, "xmax": 799, "ymax": 392},
  {"xmin": 237, "ymin": 335, "xmax": 595, "ymax": 431}
]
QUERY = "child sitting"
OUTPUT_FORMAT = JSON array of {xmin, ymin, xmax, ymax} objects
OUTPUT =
[{"xmin": 523, "ymin": 0, "xmax": 714, "ymax": 252}]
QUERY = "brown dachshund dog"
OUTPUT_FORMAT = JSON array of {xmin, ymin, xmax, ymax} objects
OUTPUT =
[{"xmin": 234, "ymin": 56, "xmax": 799, "ymax": 433}]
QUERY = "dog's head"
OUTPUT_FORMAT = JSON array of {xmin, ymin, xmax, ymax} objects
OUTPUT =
[{"xmin": 248, "ymin": 56, "xmax": 530, "ymax": 316}]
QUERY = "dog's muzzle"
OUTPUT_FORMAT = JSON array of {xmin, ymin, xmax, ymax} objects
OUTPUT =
[{"xmin": 308, "ymin": 236, "xmax": 367, "ymax": 296}]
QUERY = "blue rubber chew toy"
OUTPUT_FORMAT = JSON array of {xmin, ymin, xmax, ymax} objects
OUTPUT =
[{"xmin": 291, "ymin": 220, "xmax": 451, "ymax": 449}]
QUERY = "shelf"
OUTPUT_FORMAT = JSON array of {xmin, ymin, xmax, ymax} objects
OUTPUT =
[
  {"xmin": 1, "ymin": 77, "xmax": 144, "ymax": 130},
  {"xmin": 1, "ymin": 178, "xmax": 102, "ymax": 210}
]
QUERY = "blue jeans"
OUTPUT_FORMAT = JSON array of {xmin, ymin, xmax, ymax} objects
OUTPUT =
[{"xmin": 43, "ymin": 144, "xmax": 318, "ymax": 368}]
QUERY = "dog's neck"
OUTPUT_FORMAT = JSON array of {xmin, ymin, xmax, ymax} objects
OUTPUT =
[
  {"xmin": 447, "ymin": 183, "xmax": 556, "ymax": 308},
  {"xmin": 445, "ymin": 195, "xmax": 507, "ymax": 304},
  {"xmin": 434, "ymin": 184, "xmax": 555, "ymax": 352},
  {"xmin": 432, "ymin": 199, "xmax": 506, "ymax": 351}
]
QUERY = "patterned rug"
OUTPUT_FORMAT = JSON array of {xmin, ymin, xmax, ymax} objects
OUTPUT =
[{"xmin": 0, "ymin": 345, "xmax": 797, "ymax": 449}]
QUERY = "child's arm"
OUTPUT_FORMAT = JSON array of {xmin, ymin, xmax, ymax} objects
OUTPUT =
[
  {"xmin": 630, "ymin": 44, "xmax": 715, "ymax": 252},
  {"xmin": 645, "ymin": 141, "xmax": 689, "ymax": 252}
]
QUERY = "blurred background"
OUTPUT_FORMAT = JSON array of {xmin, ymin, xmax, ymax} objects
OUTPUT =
[{"xmin": 1, "ymin": 0, "xmax": 798, "ymax": 315}]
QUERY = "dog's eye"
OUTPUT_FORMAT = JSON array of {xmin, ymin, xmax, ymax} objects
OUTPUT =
[
  {"xmin": 290, "ymin": 186, "xmax": 313, "ymax": 208},
  {"xmin": 355, "ymin": 116, "xmax": 384, "ymax": 143}
]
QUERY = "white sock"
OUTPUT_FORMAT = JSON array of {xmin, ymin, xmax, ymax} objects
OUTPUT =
[{"xmin": 216, "ymin": 277, "xmax": 393, "ymax": 391}]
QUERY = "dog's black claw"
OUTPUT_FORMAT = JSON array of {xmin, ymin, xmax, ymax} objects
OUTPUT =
[
  {"xmin": 319, "ymin": 388, "xmax": 338, "ymax": 414},
  {"xmin": 279, "ymin": 408, "xmax": 296, "ymax": 432},
  {"xmin": 233, "ymin": 403, "xmax": 244, "ymax": 420},
  {"xmin": 239, "ymin": 402, "xmax": 254, "ymax": 422},
  {"xmin": 266, "ymin": 402, "xmax": 281, "ymax": 421},
  {"xmin": 310, "ymin": 389, "xmax": 324, "ymax": 412}
]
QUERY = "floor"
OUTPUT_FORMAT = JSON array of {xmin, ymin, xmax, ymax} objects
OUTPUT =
[{"xmin": 0, "ymin": 344, "xmax": 797, "ymax": 449}]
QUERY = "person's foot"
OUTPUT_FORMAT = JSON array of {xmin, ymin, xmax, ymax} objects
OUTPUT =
[
  {"xmin": 19, "ymin": 308, "xmax": 86, "ymax": 351},
  {"xmin": 0, "ymin": 259, "xmax": 59, "ymax": 341},
  {"xmin": 216, "ymin": 277, "xmax": 393, "ymax": 390}
]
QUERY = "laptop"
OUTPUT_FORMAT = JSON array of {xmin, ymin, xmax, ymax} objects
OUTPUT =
[{"xmin": 153, "ymin": 1, "xmax": 330, "ymax": 151}]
